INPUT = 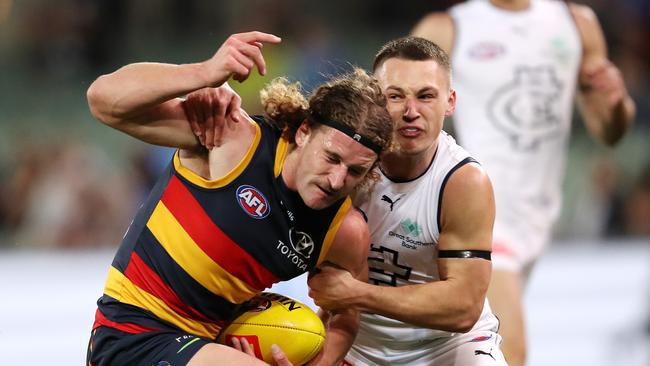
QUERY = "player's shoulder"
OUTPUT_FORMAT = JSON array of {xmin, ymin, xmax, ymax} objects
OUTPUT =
[
  {"xmin": 566, "ymin": 1, "xmax": 604, "ymax": 54},
  {"xmin": 325, "ymin": 205, "xmax": 370, "ymax": 275},
  {"xmin": 418, "ymin": 11, "xmax": 453, "ymax": 26},
  {"xmin": 567, "ymin": 1, "xmax": 597, "ymax": 22},
  {"xmin": 411, "ymin": 11, "xmax": 454, "ymax": 53},
  {"xmin": 332, "ymin": 206, "xmax": 370, "ymax": 255},
  {"xmin": 567, "ymin": 1, "xmax": 600, "ymax": 30},
  {"xmin": 248, "ymin": 113, "xmax": 272, "ymax": 133},
  {"xmin": 339, "ymin": 206, "xmax": 369, "ymax": 239},
  {"xmin": 444, "ymin": 161, "xmax": 492, "ymax": 203},
  {"xmin": 440, "ymin": 161, "xmax": 494, "ymax": 225},
  {"xmin": 246, "ymin": 113, "xmax": 282, "ymax": 146}
]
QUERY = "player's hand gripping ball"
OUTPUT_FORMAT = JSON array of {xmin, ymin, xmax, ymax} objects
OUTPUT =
[{"xmin": 217, "ymin": 292, "xmax": 325, "ymax": 365}]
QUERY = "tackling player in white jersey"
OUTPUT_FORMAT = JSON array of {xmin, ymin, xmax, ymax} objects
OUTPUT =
[{"xmin": 308, "ymin": 37, "xmax": 507, "ymax": 365}]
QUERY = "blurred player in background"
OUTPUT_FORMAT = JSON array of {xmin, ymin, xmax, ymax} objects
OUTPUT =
[
  {"xmin": 85, "ymin": 31, "xmax": 393, "ymax": 366},
  {"xmin": 412, "ymin": 1, "xmax": 636, "ymax": 364}
]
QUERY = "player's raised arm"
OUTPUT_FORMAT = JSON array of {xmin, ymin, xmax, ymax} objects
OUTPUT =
[{"xmin": 86, "ymin": 31, "xmax": 281, "ymax": 149}]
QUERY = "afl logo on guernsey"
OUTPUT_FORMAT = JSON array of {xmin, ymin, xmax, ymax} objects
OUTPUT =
[{"xmin": 236, "ymin": 185, "xmax": 270, "ymax": 219}]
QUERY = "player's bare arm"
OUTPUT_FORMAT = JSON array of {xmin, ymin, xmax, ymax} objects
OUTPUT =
[
  {"xmin": 410, "ymin": 12, "xmax": 455, "ymax": 54},
  {"xmin": 433, "ymin": 162, "xmax": 495, "ymax": 331},
  {"xmin": 86, "ymin": 31, "xmax": 281, "ymax": 150},
  {"xmin": 307, "ymin": 208, "xmax": 369, "ymax": 366},
  {"xmin": 571, "ymin": 3, "xmax": 636, "ymax": 146},
  {"xmin": 188, "ymin": 342, "xmax": 281, "ymax": 366},
  {"xmin": 309, "ymin": 163, "xmax": 494, "ymax": 333}
]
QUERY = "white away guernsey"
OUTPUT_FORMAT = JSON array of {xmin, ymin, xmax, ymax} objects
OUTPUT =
[
  {"xmin": 449, "ymin": 0, "xmax": 582, "ymax": 252},
  {"xmin": 352, "ymin": 132, "xmax": 498, "ymax": 343}
]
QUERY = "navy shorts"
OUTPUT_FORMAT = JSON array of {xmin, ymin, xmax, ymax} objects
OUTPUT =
[{"xmin": 87, "ymin": 326, "xmax": 211, "ymax": 366}]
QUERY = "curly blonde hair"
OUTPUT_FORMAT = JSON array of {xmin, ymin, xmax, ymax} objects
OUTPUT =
[
  {"xmin": 259, "ymin": 77, "xmax": 309, "ymax": 140},
  {"xmin": 260, "ymin": 67, "xmax": 393, "ymax": 188}
]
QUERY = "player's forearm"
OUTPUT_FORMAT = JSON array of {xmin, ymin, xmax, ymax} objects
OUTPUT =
[
  {"xmin": 580, "ymin": 91, "xmax": 636, "ymax": 146},
  {"xmin": 353, "ymin": 279, "xmax": 483, "ymax": 333},
  {"xmin": 601, "ymin": 95, "xmax": 635, "ymax": 145},
  {"xmin": 309, "ymin": 310, "xmax": 359, "ymax": 366},
  {"xmin": 87, "ymin": 62, "xmax": 212, "ymax": 125}
]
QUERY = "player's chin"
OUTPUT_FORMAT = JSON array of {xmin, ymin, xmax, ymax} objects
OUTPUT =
[
  {"xmin": 303, "ymin": 186, "xmax": 339, "ymax": 210},
  {"xmin": 396, "ymin": 139, "xmax": 428, "ymax": 156},
  {"xmin": 305, "ymin": 191, "xmax": 338, "ymax": 210},
  {"xmin": 304, "ymin": 197, "xmax": 332, "ymax": 210}
]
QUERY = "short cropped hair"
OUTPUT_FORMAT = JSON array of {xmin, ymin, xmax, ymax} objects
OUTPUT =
[{"xmin": 373, "ymin": 36, "xmax": 451, "ymax": 83}]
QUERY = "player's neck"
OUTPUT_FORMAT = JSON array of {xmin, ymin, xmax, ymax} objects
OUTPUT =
[
  {"xmin": 489, "ymin": 0, "xmax": 531, "ymax": 11},
  {"xmin": 380, "ymin": 143, "xmax": 437, "ymax": 181},
  {"xmin": 281, "ymin": 147, "xmax": 299, "ymax": 191}
]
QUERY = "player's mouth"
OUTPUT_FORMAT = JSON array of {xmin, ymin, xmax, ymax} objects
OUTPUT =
[
  {"xmin": 317, "ymin": 185, "xmax": 334, "ymax": 197},
  {"xmin": 397, "ymin": 127, "xmax": 422, "ymax": 138}
]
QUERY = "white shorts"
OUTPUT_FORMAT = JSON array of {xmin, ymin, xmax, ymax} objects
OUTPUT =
[
  {"xmin": 342, "ymin": 325, "xmax": 507, "ymax": 366},
  {"xmin": 491, "ymin": 215, "xmax": 552, "ymax": 276}
]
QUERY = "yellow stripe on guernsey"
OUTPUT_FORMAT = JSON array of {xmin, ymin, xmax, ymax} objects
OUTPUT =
[
  {"xmin": 147, "ymin": 201, "xmax": 258, "ymax": 304},
  {"xmin": 272, "ymin": 132, "xmax": 350, "ymax": 265},
  {"xmin": 173, "ymin": 118, "xmax": 261, "ymax": 188},
  {"xmin": 316, "ymin": 197, "xmax": 352, "ymax": 265},
  {"xmin": 274, "ymin": 136, "xmax": 289, "ymax": 178},
  {"xmin": 104, "ymin": 266, "xmax": 221, "ymax": 338}
]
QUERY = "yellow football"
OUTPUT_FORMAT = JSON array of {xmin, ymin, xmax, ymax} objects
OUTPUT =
[{"xmin": 217, "ymin": 292, "xmax": 325, "ymax": 365}]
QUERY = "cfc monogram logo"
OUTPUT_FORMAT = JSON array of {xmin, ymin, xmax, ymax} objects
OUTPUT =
[{"xmin": 236, "ymin": 185, "xmax": 271, "ymax": 219}]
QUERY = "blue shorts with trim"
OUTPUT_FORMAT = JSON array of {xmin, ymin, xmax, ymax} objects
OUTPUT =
[{"xmin": 87, "ymin": 326, "xmax": 211, "ymax": 366}]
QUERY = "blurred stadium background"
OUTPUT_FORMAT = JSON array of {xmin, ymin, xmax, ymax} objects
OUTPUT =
[{"xmin": 0, "ymin": 0, "xmax": 647, "ymax": 365}]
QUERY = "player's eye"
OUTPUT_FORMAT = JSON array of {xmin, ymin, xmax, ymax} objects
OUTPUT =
[
  {"xmin": 348, "ymin": 168, "xmax": 364, "ymax": 177},
  {"xmin": 325, "ymin": 154, "xmax": 339, "ymax": 164},
  {"xmin": 387, "ymin": 94, "xmax": 403, "ymax": 100}
]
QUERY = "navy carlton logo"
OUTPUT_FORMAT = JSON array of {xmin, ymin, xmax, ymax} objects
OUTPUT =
[{"xmin": 236, "ymin": 185, "xmax": 271, "ymax": 219}]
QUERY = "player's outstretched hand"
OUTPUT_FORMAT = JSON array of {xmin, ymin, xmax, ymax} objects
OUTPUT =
[
  {"xmin": 182, "ymin": 83, "xmax": 242, "ymax": 149},
  {"xmin": 202, "ymin": 31, "xmax": 281, "ymax": 87}
]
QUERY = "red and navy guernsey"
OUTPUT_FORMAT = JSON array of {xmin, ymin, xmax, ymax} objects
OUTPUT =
[{"xmin": 93, "ymin": 116, "xmax": 351, "ymax": 339}]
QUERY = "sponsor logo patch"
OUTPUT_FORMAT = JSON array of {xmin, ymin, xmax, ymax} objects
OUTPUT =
[
  {"xmin": 289, "ymin": 227, "xmax": 314, "ymax": 259},
  {"xmin": 236, "ymin": 185, "xmax": 271, "ymax": 219},
  {"xmin": 468, "ymin": 41, "xmax": 505, "ymax": 60}
]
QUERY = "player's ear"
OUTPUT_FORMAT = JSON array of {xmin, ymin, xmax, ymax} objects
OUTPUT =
[
  {"xmin": 295, "ymin": 119, "xmax": 312, "ymax": 147},
  {"xmin": 445, "ymin": 88, "xmax": 456, "ymax": 117}
]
